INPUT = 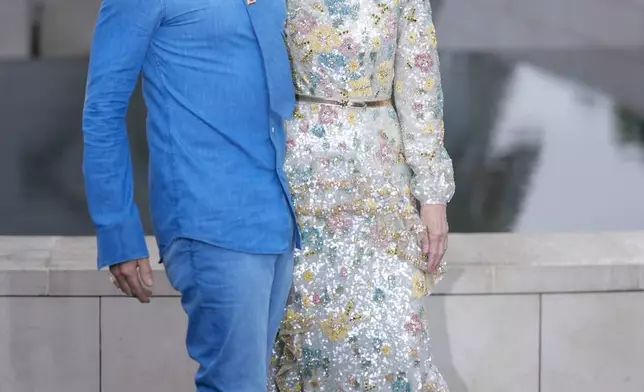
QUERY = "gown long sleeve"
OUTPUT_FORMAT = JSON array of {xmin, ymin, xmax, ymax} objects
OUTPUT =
[{"xmin": 394, "ymin": 0, "xmax": 455, "ymax": 205}]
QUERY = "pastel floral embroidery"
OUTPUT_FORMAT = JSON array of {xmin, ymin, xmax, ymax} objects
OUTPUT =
[
  {"xmin": 299, "ymin": 347, "xmax": 328, "ymax": 377},
  {"xmin": 427, "ymin": 24, "xmax": 437, "ymax": 46},
  {"xmin": 346, "ymin": 110, "xmax": 357, "ymax": 124},
  {"xmin": 310, "ymin": 124, "xmax": 326, "ymax": 138},
  {"xmin": 392, "ymin": 376, "xmax": 412, "ymax": 392},
  {"xmin": 372, "ymin": 36, "xmax": 382, "ymax": 50},
  {"xmin": 376, "ymin": 60, "xmax": 394, "ymax": 85},
  {"xmin": 319, "ymin": 52, "xmax": 347, "ymax": 70},
  {"xmin": 373, "ymin": 287, "xmax": 385, "ymax": 302},
  {"xmin": 340, "ymin": 38, "xmax": 360, "ymax": 57},
  {"xmin": 303, "ymin": 270, "xmax": 314, "ymax": 281},
  {"xmin": 320, "ymin": 299, "xmax": 361, "ymax": 341},
  {"xmin": 320, "ymin": 312, "xmax": 350, "ymax": 341},
  {"xmin": 324, "ymin": 0, "xmax": 353, "ymax": 16},
  {"xmin": 412, "ymin": 272, "xmax": 429, "ymax": 297},
  {"xmin": 301, "ymin": 226, "xmax": 324, "ymax": 251},
  {"xmin": 348, "ymin": 77, "xmax": 372, "ymax": 97},
  {"xmin": 404, "ymin": 313, "xmax": 424, "ymax": 335},
  {"xmin": 347, "ymin": 59, "xmax": 360, "ymax": 73},
  {"xmin": 298, "ymin": 121, "xmax": 309, "ymax": 133},
  {"xmin": 308, "ymin": 25, "xmax": 341, "ymax": 52},
  {"xmin": 292, "ymin": 13, "xmax": 318, "ymax": 35},
  {"xmin": 318, "ymin": 105, "xmax": 339, "ymax": 124},
  {"xmin": 424, "ymin": 77, "xmax": 435, "ymax": 90},
  {"xmin": 422, "ymin": 123, "xmax": 435, "ymax": 134},
  {"xmin": 414, "ymin": 53, "xmax": 433, "ymax": 72}
]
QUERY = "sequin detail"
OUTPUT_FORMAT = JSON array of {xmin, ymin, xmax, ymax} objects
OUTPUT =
[{"xmin": 269, "ymin": 0, "xmax": 454, "ymax": 390}]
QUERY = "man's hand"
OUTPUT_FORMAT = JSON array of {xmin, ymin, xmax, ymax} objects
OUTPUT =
[
  {"xmin": 109, "ymin": 258, "xmax": 154, "ymax": 303},
  {"xmin": 419, "ymin": 204, "xmax": 449, "ymax": 272}
]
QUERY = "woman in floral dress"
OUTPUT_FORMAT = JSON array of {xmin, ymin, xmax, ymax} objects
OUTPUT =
[{"xmin": 270, "ymin": 0, "xmax": 455, "ymax": 390}]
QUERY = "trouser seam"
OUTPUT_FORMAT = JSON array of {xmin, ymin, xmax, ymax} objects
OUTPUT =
[{"xmin": 187, "ymin": 239, "xmax": 203, "ymax": 309}]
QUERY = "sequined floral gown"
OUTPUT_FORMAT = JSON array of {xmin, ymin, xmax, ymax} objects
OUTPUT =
[{"xmin": 269, "ymin": 0, "xmax": 455, "ymax": 390}]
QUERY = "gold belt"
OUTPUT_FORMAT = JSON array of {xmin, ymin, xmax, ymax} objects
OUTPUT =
[{"xmin": 295, "ymin": 94, "xmax": 392, "ymax": 108}]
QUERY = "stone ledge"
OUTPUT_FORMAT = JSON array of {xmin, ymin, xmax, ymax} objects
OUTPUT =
[{"xmin": 1, "ymin": 232, "xmax": 643, "ymax": 296}]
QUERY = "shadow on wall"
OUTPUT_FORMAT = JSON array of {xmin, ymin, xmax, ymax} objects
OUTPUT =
[
  {"xmin": 0, "ymin": 58, "xmax": 150, "ymax": 235},
  {"xmin": 439, "ymin": 52, "xmax": 542, "ymax": 233}
]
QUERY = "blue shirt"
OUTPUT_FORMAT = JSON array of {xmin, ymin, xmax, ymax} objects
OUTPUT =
[{"xmin": 82, "ymin": 0, "xmax": 299, "ymax": 270}]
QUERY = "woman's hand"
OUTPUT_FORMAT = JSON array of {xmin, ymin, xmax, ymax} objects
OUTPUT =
[{"xmin": 420, "ymin": 204, "xmax": 449, "ymax": 272}]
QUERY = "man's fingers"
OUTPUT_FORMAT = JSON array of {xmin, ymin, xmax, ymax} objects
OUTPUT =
[
  {"xmin": 137, "ymin": 258, "xmax": 154, "ymax": 287},
  {"xmin": 114, "ymin": 272, "xmax": 133, "ymax": 296},
  {"xmin": 110, "ymin": 275, "xmax": 120, "ymax": 289},
  {"xmin": 110, "ymin": 260, "xmax": 152, "ymax": 303},
  {"xmin": 125, "ymin": 271, "xmax": 150, "ymax": 303}
]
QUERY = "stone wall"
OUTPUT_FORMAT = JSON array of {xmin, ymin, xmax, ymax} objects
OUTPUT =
[
  {"xmin": 0, "ymin": 0, "xmax": 30, "ymax": 58},
  {"xmin": 1, "ymin": 232, "xmax": 643, "ymax": 392},
  {"xmin": 435, "ymin": 0, "xmax": 644, "ymax": 49}
]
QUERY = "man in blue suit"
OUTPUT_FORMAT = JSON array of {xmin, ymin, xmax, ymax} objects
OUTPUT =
[{"xmin": 82, "ymin": 0, "xmax": 299, "ymax": 390}]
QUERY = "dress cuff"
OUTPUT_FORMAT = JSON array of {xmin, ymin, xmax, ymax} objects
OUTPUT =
[{"xmin": 421, "ymin": 200, "xmax": 448, "ymax": 206}]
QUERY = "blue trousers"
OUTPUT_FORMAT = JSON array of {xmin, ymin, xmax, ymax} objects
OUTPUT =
[{"xmin": 163, "ymin": 238, "xmax": 294, "ymax": 392}]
